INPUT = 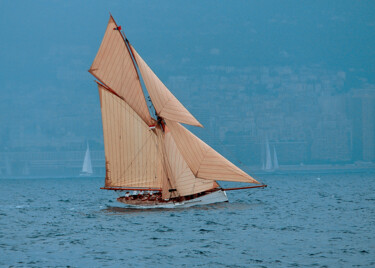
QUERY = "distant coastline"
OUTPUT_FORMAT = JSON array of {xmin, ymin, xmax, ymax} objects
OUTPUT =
[
  {"xmin": 250, "ymin": 163, "xmax": 375, "ymax": 175},
  {"xmin": 1, "ymin": 163, "xmax": 373, "ymax": 179}
]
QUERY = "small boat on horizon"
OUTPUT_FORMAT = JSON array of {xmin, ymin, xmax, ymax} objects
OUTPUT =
[
  {"xmin": 262, "ymin": 138, "xmax": 279, "ymax": 172},
  {"xmin": 88, "ymin": 15, "xmax": 267, "ymax": 208},
  {"xmin": 80, "ymin": 142, "xmax": 93, "ymax": 177}
]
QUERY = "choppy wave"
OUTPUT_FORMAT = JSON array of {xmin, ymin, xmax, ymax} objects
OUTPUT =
[{"xmin": 0, "ymin": 175, "xmax": 374, "ymax": 267}]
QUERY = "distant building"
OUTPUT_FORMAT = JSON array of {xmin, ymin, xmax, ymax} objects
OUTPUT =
[{"xmin": 349, "ymin": 86, "xmax": 375, "ymax": 162}]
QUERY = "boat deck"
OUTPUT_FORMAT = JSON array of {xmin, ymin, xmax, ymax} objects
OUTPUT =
[{"xmin": 116, "ymin": 189, "xmax": 222, "ymax": 206}]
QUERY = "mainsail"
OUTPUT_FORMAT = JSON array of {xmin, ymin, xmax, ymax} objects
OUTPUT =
[
  {"xmin": 99, "ymin": 84, "xmax": 162, "ymax": 188},
  {"xmin": 90, "ymin": 16, "xmax": 260, "ymax": 198}
]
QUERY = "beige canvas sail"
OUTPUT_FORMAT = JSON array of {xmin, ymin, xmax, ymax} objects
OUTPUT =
[
  {"xmin": 154, "ymin": 127, "xmax": 179, "ymax": 199},
  {"xmin": 165, "ymin": 119, "xmax": 260, "ymax": 184},
  {"xmin": 90, "ymin": 16, "xmax": 265, "ymax": 205},
  {"xmin": 130, "ymin": 45, "xmax": 203, "ymax": 127},
  {"xmin": 99, "ymin": 84, "xmax": 162, "ymax": 188},
  {"xmin": 164, "ymin": 127, "xmax": 216, "ymax": 196},
  {"xmin": 90, "ymin": 16, "xmax": 152, "ymax": 126}
]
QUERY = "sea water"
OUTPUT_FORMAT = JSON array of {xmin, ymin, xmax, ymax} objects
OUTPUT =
[{"xmin": 0, "ymin": 174, "xmax": 374, "ymax": 267}]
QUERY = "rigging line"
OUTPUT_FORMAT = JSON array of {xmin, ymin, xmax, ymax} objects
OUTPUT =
[
  {"xmin": 139, "ymin": 138, "xmax": 149, "ymax": 186},
  {"xmin": 221, "ymin": 143, "xmax": 264, "ymax": 182},
  {"xmin": 154, "ymin": 133, "xmax": 163, "ymax": 187},
  {"xmin": 169, "ymin": 130, "xmax": 209, "ymax": 195},
  {"xmin": 102, "ymin": 17, "xmax": 152, "ymax": 125},
  {"xmin": 109, "ymin": 92, "xmax": 152, "ymax": 126},
  {"xmin": 158, "ymin": 132, "xmax": 179, "ymax": 198},
  {"xmin": 118, "ymin": 43, "xmax": 124, "ymax": 186},
  {"xmin": 103, "ymin": 91, "xmax": 112, "ymax": 186},
  {"xmin": 133, "ymin": 126, "xmax": 151, "ymax": 187},
  {"xmin": 140, "ymin": 136, "xmax": 157, "ymax": 188},
  {"xmin": 104, "ymin": 90, "xmax": 146, "ymax": 186},
  {"xmin": 127, "ymin": 42, "xmax": 157, "ymax": 118},
  {"xmin": 198, "ymin": 120, "xmax": 249, "ymax": 169},
  {"xmin": 113, "ymin": 93, "xmax": 121, "ymax": 186},
  {"xmin": 110, "ymin": 14, "xmax": 140, "ymax": 82},
  {"xmin": 155, "ymin": 131, "xmax": 168, "ymax": 189},
  {"xmin": 117, "ymin": 130, "xmax": 155, "ymax": 181},
  {"xmin": 194, "ymin": 145, "xmax": 210, "ymax": 177}
]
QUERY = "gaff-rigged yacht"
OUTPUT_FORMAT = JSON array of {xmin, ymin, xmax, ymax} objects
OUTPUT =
[{"xmin": 88, "ymin": 15, "xmax": 266, "ymax": 208}]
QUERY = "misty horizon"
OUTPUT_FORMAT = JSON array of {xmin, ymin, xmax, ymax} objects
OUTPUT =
[{"xmin": 1, "ymin": 1, "xmax": 374, "ymax": 177}]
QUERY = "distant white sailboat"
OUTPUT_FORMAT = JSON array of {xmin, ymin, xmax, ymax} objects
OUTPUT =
[
  {"xmin": 262, "ymin": 140, "xmax": 279, "ymax": 172},
  {"xmin": 80, "ymin": 142, "xmax": 93, "ymax": 176},
  {"xmin": 265, "ymin": 139, "xmax": 273, "ymax": 171}
]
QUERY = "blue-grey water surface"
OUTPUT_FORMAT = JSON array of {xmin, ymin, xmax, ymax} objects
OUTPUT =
[{"xmin": 1, "ymin": 174, "xmax": 374, "ymax": 267}]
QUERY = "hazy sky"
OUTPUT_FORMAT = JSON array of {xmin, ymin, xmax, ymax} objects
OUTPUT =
[
  {"xmin": 1, "ymin": 0, "xmax": 374, "ymax": 156},
  {"xmin": 1, "ymin": 1, "xmax": 374, "ymax": 86}
]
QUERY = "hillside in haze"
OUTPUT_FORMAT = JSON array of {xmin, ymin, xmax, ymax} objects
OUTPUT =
[{"xmin": 0, "ymin": 1, "xmax": 374, "ymax": 176}]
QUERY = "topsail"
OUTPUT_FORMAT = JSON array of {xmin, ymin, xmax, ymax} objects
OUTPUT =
[{"xmin": 89, "ymin": 16, "xmax": 152, "ymax": 126}]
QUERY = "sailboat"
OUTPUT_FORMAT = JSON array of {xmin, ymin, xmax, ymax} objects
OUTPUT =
[
  {"xmin": 89, "ymin": 15, "xmax": 266, "ymax": 208},
  {"xmin": 262, "ymin": 139, "xmax": 279, "ymax": 172},
  {"xmin": 264, "ymin": 139, "xmax": 273, "ymax": 171},
  {"xmin": 80, "ymin": 142, "xmax": 93, "ymax": 177}
]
